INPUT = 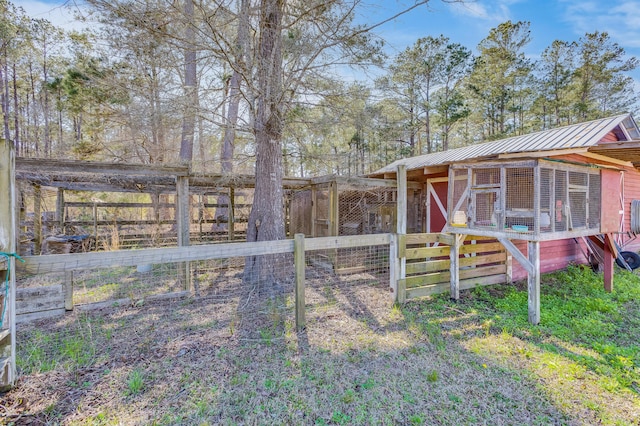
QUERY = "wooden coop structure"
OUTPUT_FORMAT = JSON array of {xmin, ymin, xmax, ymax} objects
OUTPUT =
[
  {"xmin": 14, "ymin": 159, "xmax": 315, "ymax": 255},
  {"xmin": 373, "ymin": 113, "xmax": 640, "ymax": 324}
]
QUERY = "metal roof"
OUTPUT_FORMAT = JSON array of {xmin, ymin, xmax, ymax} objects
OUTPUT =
[{"xmin": 373, "ymin": 114, "xmax": 638, "ymax": 174}]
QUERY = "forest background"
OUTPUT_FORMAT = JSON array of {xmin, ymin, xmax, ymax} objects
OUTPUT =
[{"xmin": 2, "ymin": 0, "xmax": 639, "ymax": 177}]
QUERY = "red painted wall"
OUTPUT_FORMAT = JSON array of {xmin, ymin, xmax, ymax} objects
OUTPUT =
[{"xmin": 510, "ymin": 239, "xmax": 586, "ymax": 282}]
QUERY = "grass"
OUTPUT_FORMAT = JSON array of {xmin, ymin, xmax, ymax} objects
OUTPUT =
[{"xmin": 3, "ymin": 264, "xmax": 640, "ymax": 425}]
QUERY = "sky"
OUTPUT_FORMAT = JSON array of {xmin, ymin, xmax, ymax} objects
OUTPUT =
[{"xmin": 12, "ymin": 0, "xmax": 640, "ymax": 84}]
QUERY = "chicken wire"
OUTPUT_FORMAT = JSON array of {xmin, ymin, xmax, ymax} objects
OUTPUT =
[
  {"xmin": 449, "ymin": 162, "xmax": 603, "ymax": 239},
  {"xmin": 303, "ymin": 245, "xmax": 390, "ymax": 320},
  {"xmin": 288, "ymin": 183, "xmax": 398, "ymax": 237}
]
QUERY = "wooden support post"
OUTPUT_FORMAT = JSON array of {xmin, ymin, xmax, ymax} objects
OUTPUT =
[
  {"xmin": 0, "ymin": 137, "xmax": 17, "ymax": 390},
  {"xmin": 450, "ymin": 233, "xmax": 463, "ymax": 300},
  {"xmin": 176, "ymin": 176, "xmax": 191, "ymax": 291},
  {"xmin": 527, "ymin": 241, "xmax": 541, "ymax": 325},
  {"xmin": 389, "ymin": 233, "xmax": 399, "ymax": 301},
  {"xmin": 228, "ymin": 187, "xmax": 235, "ymax": 241},
  {"xmin": 603, "ymin": 236, "xmax": 614, "ymax": 292},
  {"xmin": 34, "ymin": 184, "xmax": 42, "ymax": 255},
  {"xmin": 64, "ymin": 271, "xmax": 74, "ymax": 311},
  {"xmin": 328, "ymin": 181, "xmax": 338, "ymax": 268},
  {"xmin": 92, "ymin": 202, "xmax": 98, "ymax": 240},
  {"xmin": 198, "ymin": 194, "xmax": 204, "ymax": 239},
  {"xmin": 311, "ymin": 186, "xmax": 317, "ymax": 237},
  {"xmin": 329, "ymin": 181, "xmax": 338, "ymax": 237},
  {"xmin": 56, "ymin": 188, "xmax": 64, "ymax": 234},
  {"xmin": 505, "ymin": 252, "xmax": 513, "ymax": 284},
  {"xmin": 294, "ymin": 233, "xmax": 306, "ymax": 331},
  {"xmin": 396, "ymin": 165, "xmax": 407, "ymax": 299}
]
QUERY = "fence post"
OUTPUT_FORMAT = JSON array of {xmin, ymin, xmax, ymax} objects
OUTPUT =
[
  {"xmin": 395, "ymin": 165, "xmax": 407, "ymax": 303},
  {"xmin": 34, "ymin": 184, "xmax": 42, "ymax": 255},
  {"xmin": 389, "ymin": 233, "xmax": 398, "ymax": 301},
  {"xmin": 176, "ymin": 176, "xmax": 191, "ymax": 292},
  {"xmin": 0, "ymin": 137, "xmax": 16, "ymax": 390},
  {"xmin": 450, "ymin": 233, "xmax": 462, "ymax": 300},
  {"xmin": 64, "ymin": 271, "xmax": 74, "ymax": 311},
  {"xmin": 294, "ymin": 233, "xmax": 306, "ymax": 331}
]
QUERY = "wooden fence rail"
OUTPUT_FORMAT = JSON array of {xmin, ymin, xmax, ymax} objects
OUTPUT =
[{"xmin": 16, "ymin": 232, "xmax": 508, "ymax": 329}]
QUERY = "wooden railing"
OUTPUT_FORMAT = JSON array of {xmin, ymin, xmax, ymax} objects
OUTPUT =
[{"xmin": 397, "ymin": 233, "xmax": 511, "ymax": 302}]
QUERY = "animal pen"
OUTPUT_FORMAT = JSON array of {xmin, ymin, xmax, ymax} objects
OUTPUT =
[{"xmin": 0, "ymin": 135, "xmax": 519, "ymax": 391}]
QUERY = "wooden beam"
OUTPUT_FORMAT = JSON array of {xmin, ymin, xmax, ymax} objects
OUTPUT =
[
  {"xmin": 294, "ymin": 234, "xmax": 306, "ymax": 331},
  {"xmin": 450, "ymin": 233, "xmax": 463, "ymax": 300},
  {"xmin": 176, "ymin": 176, "xmax": 191, "ymax": 292},
  {"xmin": 498, "ymin": 147, "xmax": 588, "ymax": 160},
  {"xmin": 33, "ymin": 184, "xmax": 41, "ymax": 255},
  {"xmin": 528, "ymin": 241, "xmax": 541, "ymax": 325},
  {"xmin": 0, "ymin": 137, "xmax": 17, "ymax": 390},
  {"xmin": 397, "ymin": 165, "xmax": 407, "ymax": 298},
  {"xmin": 17, "ymin": 157, "xmax": 190, "ymax": 177},
  {"xmin": 423, "ymin": 165, "xmax": 448, "ymax": 176},
  {"xmin": 498, "ymin": 237, "xmax": 534, "ymax": 275}
]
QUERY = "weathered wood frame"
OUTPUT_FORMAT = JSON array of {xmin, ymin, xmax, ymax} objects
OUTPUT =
[{"xmin": 0, "ymin": 138, "xmax": 16, "ymax": 390}]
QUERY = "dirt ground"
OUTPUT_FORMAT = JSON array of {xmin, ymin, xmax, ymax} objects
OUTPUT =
[{"xmin": 1, "ymin": 266, "xmax": 637, "ymax": 425}]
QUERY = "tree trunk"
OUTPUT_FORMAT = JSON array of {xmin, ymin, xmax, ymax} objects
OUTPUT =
[
  {"xmin": 243, "ymin": 0, "xmax": 285, "ymax": 292},
  {"xmin": 179, "ymin": 0, "xmax": 197, "ymax": 164}
]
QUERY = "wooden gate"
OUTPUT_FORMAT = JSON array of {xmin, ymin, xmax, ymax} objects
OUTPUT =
[{"xmin": 397, "ymin": 233, "xmax": 510, "ymax": 302}]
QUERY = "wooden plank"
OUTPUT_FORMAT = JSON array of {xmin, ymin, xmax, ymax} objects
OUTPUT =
[
  {"xmin": 294, "ymin": 234, "xmax": 306, "ymax": 331},
  {"xmin": 16, "ymin": 285, "xmax": 65, "ymax": 314},
  {"xmin": 405, "ymin": 273, "xmax": 508, "ymax": 300},
  {"xmin": 404, "ymin": 233, "xmax": 441, "ymax": 245},
  {"xmin": 406, "ymin": 252, "xmax": 506, "ymax": 276},
  {"xmin": 498, "ymin": 238, "xmax": 534, "ymax": 275},
  {"xmin": 405, "ymin": 272, "xmax": 449, "ymax": 288},
  {"xmin": 406, "ymin": 259, "xmax": 450, "ymax": 275},
  {"xmin": 460, "ymin": 252, "xmax": 507, "ymax": 267},
  {"xmin": 304, "ymin": 234, "xmax": 391, "ymax": 251},
  {"xmin": 405, "ymin": 245, "xmax": 450, "ymax": 260},
  {"xmin": 16, "ymin": 157, "xmax": 190, "ymax": 177},
  {"xmin": 460, "ymin": 264, "xmax": 506, "ymax": 279},
  {"xmin": 459, "ymin": 241, "xmax": 504, "ymax": 255},
  {"xmin": 406, "ymin": 283, "xmax": 448, "ymax": 299},
  {"xmin": 21, "ymin": 239, "xmax": 296, "ymax": 274},
  {"xmin": 22, "ymin": 234, "xmax": 392, "ymax": 274},
  {"xmin": 16, "ymin": 309, "xmax": 65, "ymax": 324},
  {"xmin": 398, "ymin": 234, "xmax": 406, "ymax": 258},
  {"xmin": 460, "ymin": 273, "xmax": 508, "ymax": 289}
]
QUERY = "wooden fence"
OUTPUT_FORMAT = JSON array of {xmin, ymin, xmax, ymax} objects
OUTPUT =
[
  {"xmin": 397, "ymin": 233, "xmax": 511, "ymax": 302},
  {"xmin": 16, "ymin": 231, "xmax": 512, "ymax": 327}
]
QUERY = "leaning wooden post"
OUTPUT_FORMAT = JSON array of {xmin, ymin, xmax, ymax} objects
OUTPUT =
[
  {"xmin": 527, "ymin": 240, "xmax": 541, "ymax": 324},
  {"xmin": 294, "ymin": 233, "xmax": 306, "ymax": 331},
  {"xmin": 396, "ymin": 165, "xmax": 407, "ymax": 302},
  {"xmin": 0, "ymin": 137, "xmax": 17, "ymax": 390},
  {"xmin": 33, "ymin": 184, "xmax": 42, "ymax": 255},
  {"xmin": 176, "ymin": 176, "xmax": 191, "ymax": 291}
]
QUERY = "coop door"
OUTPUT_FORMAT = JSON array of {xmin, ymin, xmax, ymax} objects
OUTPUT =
[{"xmin": 426, "ymin": 178, "xmax": 448, "ymax": 232}]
